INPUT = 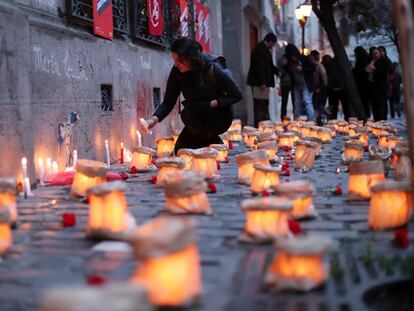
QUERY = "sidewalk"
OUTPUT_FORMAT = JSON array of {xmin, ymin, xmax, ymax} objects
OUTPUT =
[{"xmin": 0, "ymin": 118, "xmax": 411, "ymax": 311}]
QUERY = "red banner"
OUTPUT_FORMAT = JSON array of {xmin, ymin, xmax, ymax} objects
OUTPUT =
[
  {"xmin": 148, "ymin": 0, "xmax": 163, "ymax": 36},
  {"xmin": 93, "ymin": 0, "xmax": 113, "ymax": 40},
  {"xmin": 180, "ymin": 0, "xmax": 189, "ymax": 37}
]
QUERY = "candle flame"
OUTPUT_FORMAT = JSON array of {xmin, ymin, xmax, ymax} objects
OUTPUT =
[{"xmin": 21, "ymin": 157, "xmax": 27, "ymax": 165}]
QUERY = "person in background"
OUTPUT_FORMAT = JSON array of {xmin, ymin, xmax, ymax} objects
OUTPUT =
[
  {"xmin": 141, "ymin": 37, "xmax": 242, "ymax": 153},
  {"xmin": 310, "ymin": 50, "xmax": 328, "ymax": 125},
  {"xmin": 277, "ymin": 52, "xmax": 294, "ymax": 121},
  {"xmin": 378, "ymin": 46, "xmax": 393, "ymax": 118},
  {"xmin": 366, "ymin": 46, "xmax": 388, "ymax": 121},
  {"xmin": 321, "ymin": 54, "xmax": 333, "ymax": 117},
  {"xmin": 389, "ymin": 62, "xmax": 403, "ymax": 118},
  {"xmin": 353, "ymin": 46, "xmax": 371, "ymax": 120},
  {"xmin": 285, "ymin": 43, "xmax": 316, "ymax": 121},
  {"xmin": 247, "ymin": 33, "xmax": 279, "ymax": 127}
]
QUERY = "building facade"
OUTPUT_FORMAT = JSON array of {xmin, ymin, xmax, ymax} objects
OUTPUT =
[
  {"xmin": 0, "ymin": 0, "xmax": 223, "ymax": 178},
  {"xmin": 221, "ymin": 0, "xmax": 278, "ymax": 125}
]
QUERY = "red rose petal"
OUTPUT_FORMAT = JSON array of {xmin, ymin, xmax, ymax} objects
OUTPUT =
[
  {"xmin": 217, "ymin": 162, "xmax": 221, "ymax": 170},
  {"xmin": 87, "ymin": 275, "xmax": 107, "ymax": 286},
  {"xmin": 62, "ymin": 213, "xmax": 76, "ymax": 227},
  {"xmin": 288, "ymin": 219, "xmax": 301, "ymax": 235},
  {"xmin": 228, "ymin": 141, "xmax": 233, "ymax": 149},
  {"xmin": 394, "ymin": 228, "xmax": 410, "ymax": 248},
  {"xmin": 207, "ymin": 183, "xmax": 217, "ymax": 193},
  {"xmin": 225, "ymin": 157, "xmax": 230, "ymax": 164},
  {"xmin": 334, "ymin": 185, "xmax": 343, "ymax": 195},
  {"xmin": 262, "ymin": 190, "xmax": 270, "ymax": 197},
  {"xmin": 150, "ymin": 176, "xmax": 157, "ymax": 184},
  {"xmin": 284, "ymin": 169, "xmax": 290, "ymax": 176},
  {"xmin": 130, "ymin": 166, "xmax": 138, "ymax": 174},
  {"xmin": 118, "ymin": 172, "xmax": 129, "ymax": 180}
]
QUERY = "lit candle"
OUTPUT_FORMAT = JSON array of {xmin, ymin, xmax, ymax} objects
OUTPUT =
[
  {"xmin": 21, "ymin": 157, "xmax": 28, "ymax": 198},
  {"xmin": 24, "ymin": 177, "xmax": 33, "ymax": 196},
  {"xmin": 120, "ymin": 142, "xmax": 124, "ymax": 164},
  {"xmin": 21, "ymin": 157, "xmax": 27, "ymax": 180},
  {"xmin": 73, "ymin": 150, "xmax": 78, "ymax": 168},
  {"xmin": 105, "ymin": 139, "xmax": 110, "ymax": 168},
  {"xmin": 38, "ymin": 158, "xmax": 45, "ymax": 186},
  {"xmin": 46, "ymin": 158, "xmax": 52, "ymax": 175},
  {"xmin": 52, "ymin": 161, "xmax": 58, "ymax": 174},
  {"xmin": 137, "ymin": 130, "xmax": 142, "ymax": 147}
]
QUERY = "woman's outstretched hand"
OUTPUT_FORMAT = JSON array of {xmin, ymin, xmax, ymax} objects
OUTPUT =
[
  {"xmin": 210, "ymin": 99, "xmax": 218, "ymax": 108},
  {"xmin": 140, "ymin": 116, "xmax": 158, "ymax": 134}
]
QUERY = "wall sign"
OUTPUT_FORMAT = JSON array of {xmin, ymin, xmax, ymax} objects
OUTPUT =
[{"xmin": 93, "ymin": 0, "xmax": 113, "ymax": 40}]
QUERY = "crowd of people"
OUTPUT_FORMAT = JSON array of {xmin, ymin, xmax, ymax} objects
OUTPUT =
[{"xmin": 248, "ymin": 34, "xmax": 403, "ymax": 126}]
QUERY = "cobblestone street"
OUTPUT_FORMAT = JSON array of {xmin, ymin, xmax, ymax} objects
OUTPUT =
[{"xmin": 0, "ymin": 119, "xmax": 412, "ymax": 311}]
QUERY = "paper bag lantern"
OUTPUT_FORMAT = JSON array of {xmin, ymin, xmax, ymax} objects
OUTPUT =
[
  {"xmin": 86, "ymin": 181, "xmax": 133, "ymax": 239},
  {"xmin": 265, "ymin": 235, "xmax": 333, "ymax": 292},
  {"xmin": 251, "ymin": 164, "xmax": 281, "ymax": 194},
  {"xmin": 219, "ymin": 133, "xmax": 230, "ymax": 148},
  {"xmin": 239, "ymin": 197, "xmax": 293, "ymax": 243},
  {"xmin": 295, "ymin": 140, "xmax": 318, "ymax": 172},
  {"xmin": 272, "ymin": 181, "xmax": 317, "ymax": 219},
  {"xmin": 161, "ymin": 170, "xmax": 212, "ymax": 215},
  {"xmin": 128, "ymin": 216, "xmax": 201, "ymax": 307},
  {"xmin": 326, "ymin": 125, "xmax": 337, "ymax": 138},
  {"xmin": 155, "ymin": 157, "xmax": 186, "ymax": 186},
  {"xmin": 348, "ymin": 161, "xmax": 386, "ymax": 200},
  {"xmin": 277, "ymin": 132, "xmax": 297, "ymax": 148},
  {"xmin": 41, "ymin": 284, "xmax": 153, "ymax": 311},
  {"xmin": 377, "ymin": 134, "xmax": 393, "ymax": 148},
  {"xmin": 257, "ymin": 131, "xmax": 277, "ymax": 144},
  {"xmin": 369, "ymin": 145, "xmax": 392, "ymax": 176},
  {"xmin": 227, "ymin": 130, "xmax": 242, "ymax": 142},
  {"xmin": 317, "ymin": 128, "xmax": 332, "ymax": 143},
  {"xmin": 282, "ymin": 116, "xmax": 291, "ymax": 126},
  {"xmin": 258, "ymin": 120, "xmax": 275, "ymax": 133},
  {"xmin": 391, "ymin": 144, "xmax": 408, "ymax": 168},
  {"xmin": 305, "ymin": 137, "xmax": 322, "ymax": 157},
  {"xmin": 394, "ymin": 146, "xmax": 411, "ymax": 181},
  {"xmin": 242, "ymin": 126, "xmax": 258, "ymax": 145},
  {"xmin": 369, "ymin": 181, "xmax": 412, "ymax": 230},
  {"xmin": 337, "ymin": 121, "xmax": 349, "ymax": 135},
  {"xmin": 156, "ymin": 136, "xmax": 175, "ymax": 158},
  {"xmin": 371, "ymin": 124, "xmax": 389, "ymax": 137},
  {"xmin": 274, "ymin": 122, "xmax": 284, "ymax": 132},
  {"xmin": 355, "ymin": 127, "xmax": 369, "ymax": 146},
  {"xmin": 257, "ymin": 141, "xmax": 278, "ymax": 163},
  {"xmin": 177, "ymin": 149, "xmax": 194, "ymax": 170},
  {"xmin": 308, "ymin": 126, "xmax": 319, "ymax": 138},
  {"xmin": 71, "ymin": 160, "xmax": 108, "ymax": 197},
  {"xmin": 287, "ymin": 122, "xmax": 301, "ymax": 132},
  {"xmin": 0, "ymin": 208, "xmax": 12, "ymax": 254},
  {"xmin": 235, "ymin": 150, "xmax": 270, "ymax": 185},
  {"xmin": 229, "ymin": 119, "xmax": 242, "ymax": 131},
  {"xmin": 342, "ymin": 140, "xmax": 364, "ymax": 164},
  {"xmin": 0, "ymin": 178, "xmax": 18, "ymax": 226},
  {"xmin": 348, "ymin": 125, "xmax": 357, "ymax": 137},
  {"xmin": 191, "ymin": 148, "xmax": 219, "ymax": 179},
  {"xmin": 246, "ymin": 131, "xmax": 261, "ymax": 149},
  {"xmin": 131, "ymin": 146, "xmax": 156, "ymax": 172},
  {"xmin": 327, "ymin": 120, "xmax": 339, "ymax": 130},
  {"xmin": 209, "ymin": 144, "xmax": 229, "ymax": 163}
]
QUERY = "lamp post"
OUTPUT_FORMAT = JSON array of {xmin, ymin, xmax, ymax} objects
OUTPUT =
[{"xmin": 295, "ymin": 1, "xmax": 312, "ymax": 55}]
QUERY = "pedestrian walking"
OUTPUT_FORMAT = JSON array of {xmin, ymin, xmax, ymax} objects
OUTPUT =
[
  {"xmin": 141, "ymin": 37, "xmax": 243, "ymax": 153},
  {"xmin": 277, "ymin": 52, "xmax": 294, "ymax": 121},
  {"xmin": 353, "ymin": 46, "xmax": 371, "ymax": 119},
  {"xmin": 366, "ymin": 46, "xmax": 388, "ymax": 121},
  {"xmin": 310, "ymin": 50, "xmax": 328, "ymax": 125},
  {"xmin": 388, "ymin": 62, "xmax": 403, "ymax": 118},
  {"xmin": 246, "ymin": 33, "xmax": 279, "ymax": 127},
  {"xmin": 285, "ymin": 44, "xmax": 315, "ymax": 121}
]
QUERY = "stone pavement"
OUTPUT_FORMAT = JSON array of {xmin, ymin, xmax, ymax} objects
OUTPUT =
[{"xmin": 0, "ymin": 118, "xmax": 413, "ymax": 311}]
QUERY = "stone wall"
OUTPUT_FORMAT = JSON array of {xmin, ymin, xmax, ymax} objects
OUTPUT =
[{"xmin": 0, "ymin": 0, "xmax": 222, "ymax": 179}]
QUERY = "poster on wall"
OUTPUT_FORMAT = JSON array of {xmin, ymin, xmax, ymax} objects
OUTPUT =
[
  {"xmin": 93, "ymin": 0, "xmax": 113, "ymax": 40},
  {"xmin": 194, "ymin": 1, "xmax": 204, "ymax": 44},
  {"xmin": 202, "ymin": 5, "xmax": 211, "ymax": 53},
  {"xmin": 148, "ymin": 0, "xmax": 164, "ymax": 36},
  {"xmin": 180, "ymin": 0, "xmax": 189, "ymax": 37}
]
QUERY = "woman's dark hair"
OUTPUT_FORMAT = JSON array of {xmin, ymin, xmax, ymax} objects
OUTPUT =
[
  {"xmin": 378, "ymin": 45, "xmax": 387, "ymax": 55},
  {"xmin": 264, "ymin": 32, "xmax": 277, "ymax": 43},
  {"xmin": 171, "ymin": 37, "xmax": 203, "ymax": 72},
  {"xmin": 354, "ymin": 46, "xmax": 368, "ymax": 65}
]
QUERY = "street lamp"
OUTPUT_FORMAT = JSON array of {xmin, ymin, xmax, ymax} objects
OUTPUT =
[{"xmin": 295, "ymin": 1, "xmax": 312, "ymax": 55}]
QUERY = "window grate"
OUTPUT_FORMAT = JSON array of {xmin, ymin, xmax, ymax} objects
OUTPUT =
[
  {"xmin": 101, "ymin": 85, "xmax": 113, "ymax": 112},
  {"xmin": 153, "ymin": 87, "xmax": 161, "ymax": 110}
]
